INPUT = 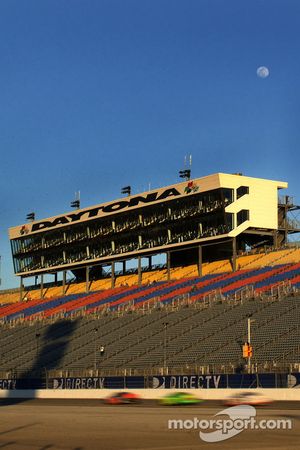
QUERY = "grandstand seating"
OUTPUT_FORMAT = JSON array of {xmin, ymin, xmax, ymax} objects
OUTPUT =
[
  {"xmin": 141, "ymin": 269, "xmax": 165, "ymax": 283},
  {"xmin": 276, "ymin": 247, "xmax": 300, "ymax": 265},
  {"xmin": 203, "ymin": 259, "xmax": 233, "ymax": 275},
  {"xmin": 238, "ymin": 248, "xmax": 292, "ymax": 269},
  {"xmin": 0, "ymin": 291, "xmax": 20, "ymax": 304},
  {"xmin": 1, "ymin": 246, "xmax": 300, "ymax": 375},
  {"xmin": 2, "ymin": 261, "xmax": 300, "ymax": 322},
  {"xmin": 1, "ymin": 292, "xmax": 300, "ymax": 373},
  {"xmin": 171, "ymin": 265, "xmax": 198, "ymax": 279},
  {"xmin": 1, "ymin": 247, "xmax": 299, "ymax": 304}
]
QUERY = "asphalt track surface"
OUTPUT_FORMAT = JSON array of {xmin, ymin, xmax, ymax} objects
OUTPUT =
[{"xmin": 0, "ymin": 400, "xmax": 299, "ymax": 450}]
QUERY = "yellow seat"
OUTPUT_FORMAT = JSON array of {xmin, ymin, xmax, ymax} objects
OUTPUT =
[
  {"xmin": 202, "ymin": 259, "xmax": 232, "ymax": 275},
  {"xmin": 237, "ymin": 248, "xmax": 300, "ymax": 270}
]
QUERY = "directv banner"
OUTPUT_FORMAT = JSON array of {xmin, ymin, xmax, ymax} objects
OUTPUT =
[
  {"xmin": 49, "ymin": 376, "xmax": 145, "ymax": 390},
  {"xmin": 0, "ymin": 378, "xmax": 44, "ymax": 390},
  {"xmin": 151, "ymin": 373, "xmax": 300, "ymax": 389},
  {"xmin": 1, "ymin": 374, "xmax": 300, "ymax": 389},
  {"xmin": 0, "ymin": 379, "xmax": 17, "ymax": 390},
  {"xmin": 152, "ymin": 375, "xmax": 225, "ymax": 389}
]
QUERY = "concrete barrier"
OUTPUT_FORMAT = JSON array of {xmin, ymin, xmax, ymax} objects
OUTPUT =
[{"xmin": 1, "ymin": 388, "xmax": 300, "ymax": 401}]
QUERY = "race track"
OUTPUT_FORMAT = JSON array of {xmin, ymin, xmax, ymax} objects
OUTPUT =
[{"xmin": 0, "ymin": 400, "xmax": 299, "ymax": 450}]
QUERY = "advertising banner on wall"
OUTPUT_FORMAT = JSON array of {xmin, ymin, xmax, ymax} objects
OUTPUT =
[{"xmin": 1, "ymin": 373, "xmax": 300, "ymax": 390}]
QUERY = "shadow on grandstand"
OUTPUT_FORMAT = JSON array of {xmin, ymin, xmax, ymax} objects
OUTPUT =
[{"xmin": 0, "ymin": 319, "xmax": 79, "ymax": 406}]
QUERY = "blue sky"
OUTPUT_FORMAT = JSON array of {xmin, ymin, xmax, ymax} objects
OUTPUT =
[{"xmin": 1, "ymin": 0, "xmax": 300, "ymax": 289}]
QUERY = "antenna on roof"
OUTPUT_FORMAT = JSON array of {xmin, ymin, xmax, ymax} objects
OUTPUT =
[{"xmin": 184, "ymin": 153, "xmax": 192, "ymax": 166}]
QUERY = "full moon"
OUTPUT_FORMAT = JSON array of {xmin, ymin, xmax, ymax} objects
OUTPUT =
[{"xmin": 257, "ymin": 66, "xmax": 270, "ymax": 78}]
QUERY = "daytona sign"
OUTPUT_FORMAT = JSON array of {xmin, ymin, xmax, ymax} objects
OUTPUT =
[{"xmin": 31, "ymin": 188, "xmax": 181, "ymax": 232}]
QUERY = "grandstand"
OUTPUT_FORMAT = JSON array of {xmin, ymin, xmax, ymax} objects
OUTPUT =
[{"xmin": 1, "ymin": 172, "xmax": 300, "ymax": 379}]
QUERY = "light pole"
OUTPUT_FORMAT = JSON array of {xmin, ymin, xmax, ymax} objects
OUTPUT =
[
  {"xmin": 247, "ymin": 318, "xmax": 255, "ymax": 373},
  {"xmin": 163, "ymin": 322, "xmax": 169, "ymax": 372}
]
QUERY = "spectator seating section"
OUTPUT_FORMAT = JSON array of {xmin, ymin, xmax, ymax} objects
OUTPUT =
[
  {"xmin": 1, "ymin": 246, "xmax": 299, "ymax": 304},
  {"xmin": 1, "ymin": 292, "xmax": 300, "ymax": 372},
  {"xmin": 1, "ymin": 262, "xmax": 300, "ymax": 323},
  {"xmin": 1, "ymin": 247, "xmax": 300, "ymax": 373}
]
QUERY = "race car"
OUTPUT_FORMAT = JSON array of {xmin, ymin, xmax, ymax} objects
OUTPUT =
[
  {"xmin": 223, "ymin": 391, "xmax": 272, "ymax": 407},
  {"xmin": 159, "ymin": 392, "xmax": 201, "ymax": 406},
  {"xmin": 104, "ymin": 391, "xmax": 142, "ymax": 405}
]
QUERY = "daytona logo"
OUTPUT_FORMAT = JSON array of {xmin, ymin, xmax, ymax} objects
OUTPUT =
[{"xmin": 30, "ymin": 188, "xmax": 181, "ymax": 232}]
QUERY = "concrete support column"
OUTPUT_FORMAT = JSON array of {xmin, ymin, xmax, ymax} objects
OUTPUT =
[
  {"xmin": 198, "ymin": 246, "xmax": 202, "ymax": 277},
  {"xmin": 40, "ymin": 274, "xmax": 44, "ymax": 299},
  {"xmin": 111, "ymin": 261, "xmax": 115, "ymax": 288},
  {"xmin": 86, "ymin": 266, "xmax": 90, "ymax": 294},
  {"xmin": 167, "ymin": 251, "xmax": 171, "ymax": 282},
  {"xmin": 138, "ymin": 256, "xmax": 142, "ymax": 286},
  {"xmin": 19, "ymin": 276, "xmax": 23, "ymax": 302},
  {"xmin": 273, "ymin": 230, "xmax": 278, "ymax": 249},
  {"xmin": 62, "ymin": 270, "xmax": 66, "ymax": 295},
  {"xmin": 232, "ymin": 237, "xmax": 237, "ymax": 272}
]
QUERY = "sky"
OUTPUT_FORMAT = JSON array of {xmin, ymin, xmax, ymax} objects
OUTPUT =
[{"xmin": 1, "ymin": 0, "xmax": 300, "ymax": 289}]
